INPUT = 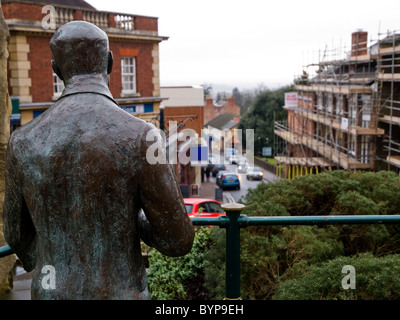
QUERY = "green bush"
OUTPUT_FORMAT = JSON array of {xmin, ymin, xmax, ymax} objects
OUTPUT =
[
  {"xmin": 203, "ymin": 228, "xmax": 226, "ymax": 300},
  {"xmin": 147, "ymin": 227, "xmax": 212, "ymax": 300},
  {"xmin": 202, "ymin": 171, "xmax": 400, "ymax": 300},
  {"xmin": 273, "ymin": 253, "xmax": 400, "ymax": 300}
]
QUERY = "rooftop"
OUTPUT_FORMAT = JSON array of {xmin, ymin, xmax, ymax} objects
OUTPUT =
[
  {"xmin": 205, "ymin": 113, "xmax": 239, "ymax": 130},
  {"xmin": 3, "ymin": 0, "xmax": 95, "ymax": 9}
]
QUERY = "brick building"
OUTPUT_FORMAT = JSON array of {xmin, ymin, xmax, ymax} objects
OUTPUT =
[
  {"xmin": 203, "ymin": 95, "xmax": 240, "ymax": 125},
  {"xmin": 274, "ymin": 30, "xmax": 400, "ymax": 178},
  {"xmin": 3, "ymin": 0, "xmax": 167, "ymax": 128},
  {"xmin": 160, "ymin": 86, "xmax": 204, "ymax": 135},
  {"xmin": 159, "ymin": 86, "xmax": 205, "ymax": 195}
]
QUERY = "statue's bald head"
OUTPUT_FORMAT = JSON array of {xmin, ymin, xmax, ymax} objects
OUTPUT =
[{"xmin": 50, "ymin": 21, "xmax": 113, "ymax": 82}]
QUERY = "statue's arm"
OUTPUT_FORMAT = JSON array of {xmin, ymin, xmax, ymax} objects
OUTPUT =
[
  {"xmin": 138, "ymin": 127, "xmax": 194, "ymax": 257},
  {"xmin": 2, "ymin": 141, "xmax": 37, "ymax": 271}
]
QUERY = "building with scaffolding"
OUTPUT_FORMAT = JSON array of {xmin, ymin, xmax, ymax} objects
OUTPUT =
[{"xmin": 274, "ymin": 30, "xmax": 400, "ymax": 178}]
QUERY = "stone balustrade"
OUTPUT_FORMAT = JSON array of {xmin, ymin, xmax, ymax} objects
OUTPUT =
[{"xmin": 54, "ymin": 6, "xmax": 135, "ymax": 31}]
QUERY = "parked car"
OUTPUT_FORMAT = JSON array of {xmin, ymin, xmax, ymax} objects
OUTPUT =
[
  {"xmin": 184, "ymin": 198, "xmax": 225, "ymax": 218},
  {"xmin": 212, "ymin": 164, "xmax": 227, "ymax": 177},
  {"xmin": 237, "ymin": 162, "xmax": 249, "ymax": 173},
  {"xmin": 220, "ymin": 173, "xmax": 240, "ymax": 190},
  {"xmin": 246, "ymin": 167, "xmax": 264, "ymax": 180}
]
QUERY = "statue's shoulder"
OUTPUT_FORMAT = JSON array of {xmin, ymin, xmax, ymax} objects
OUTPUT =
[
  {"xmin": 8, "ymin": 121, "xmax": 33, "ymax": 146},
  {"xmin": 124, "ymin": 114, "xmax": 158, "ymax": 134}
]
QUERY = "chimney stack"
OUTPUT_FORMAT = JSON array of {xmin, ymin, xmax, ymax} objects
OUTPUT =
[{"xmin": 351, "ymin": 30, "xmax": 368, "ymax": 57}]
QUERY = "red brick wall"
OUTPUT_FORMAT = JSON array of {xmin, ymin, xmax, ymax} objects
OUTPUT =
[
  {"xmin": 109, "ymin": 41, "xmax": 154, "ymax": 98},
  {"xmin": 164, "ymin": 106, "xmax": 204, "ymax": 135},
  {"xmin": 15, "ymin": 35, "xmax": 155, "ymax": 102},
  {"xmin": 134, "ymin": 16, "xmax": 158, "ymax": 32},
  {"xmin": 26, "ymin": 35, "xmax": 54, "ymax": 102},
  {"xmin": 5, "ymin": 2, "xmax": 159, "ymax": 102},
  {"xmin": 204, "ymin": 97, "xmax": 240, "ymax": 124},
  {"xmin": 203, "ymin": 98, "xmax": 215, "ymax": 124},
  {"xmin": 224, "ymin": 97, "xmax": 240, "ymax": 115},
  {"xmin": 2, "ymin": 2, "xmax": 43, "ymax": 21},
  {"xmin": 351, "ymin": 31, "xmax": 368, "ymax": 57}
]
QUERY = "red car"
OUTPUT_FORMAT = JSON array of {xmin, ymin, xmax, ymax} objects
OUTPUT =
[{"xmin": 184, "ymin": 198, "xmax": 225, "ymax": 218}]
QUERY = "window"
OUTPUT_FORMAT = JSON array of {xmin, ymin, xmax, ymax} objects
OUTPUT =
[
  {"xmin": 121, "ymin": 57, "xmax": 136, "ymax": 94},
  {"xmin": 185, "ymin": 204, "xmax": 193, "ymax": 214},
  {"xmin": 360, "ymin": 136, "xmax": 370, "ymax": 164},
  {"xmin": 53, "ymin": 73, "xmax": 64, "ymax": 97},
  {"xmin": 144, "ymin": 104, "xmax": 153, "ymax": 113},
  {"xmin": 207, "ymin": 202, "xmax": 224, "ymax": 214}
]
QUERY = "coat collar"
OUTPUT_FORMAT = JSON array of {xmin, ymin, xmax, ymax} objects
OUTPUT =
[{"xmin": 58, "ymin": 74, "xmax": 118, "ymax": 106}]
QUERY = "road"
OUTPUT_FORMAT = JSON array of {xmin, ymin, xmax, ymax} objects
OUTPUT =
[{"xmin": 216, "ymin": 162, "xmax": 268, "ymax": 204}]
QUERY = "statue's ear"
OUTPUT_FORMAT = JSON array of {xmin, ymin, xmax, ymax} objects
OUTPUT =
[
  {"xmin": 51, "ymin": 60, "xmax": 64, "ymax": 81},
  {"xmin": 107, "ymin": 51, "xmax": 113, "ymax": 74}
]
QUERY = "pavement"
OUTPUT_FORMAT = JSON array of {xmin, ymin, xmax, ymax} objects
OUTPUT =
[
  {"xmin": 198, "ymin": 178, "xmax": 224, "ymax": 201},
  {"xmin": 262, "ymin": 168, "xmax": 280, "ymax": 183},
  {"xmin": 0, "ymin": 264, "xmax": 32, "ymax": 300}
]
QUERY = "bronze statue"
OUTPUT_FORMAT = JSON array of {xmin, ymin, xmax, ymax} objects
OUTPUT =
[{"xmin": 2, "ymin": 21, "xmax": 194, "ymax": 300}]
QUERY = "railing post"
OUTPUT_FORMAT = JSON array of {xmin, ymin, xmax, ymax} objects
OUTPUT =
[
  {"xmin": 221, "ymin": 202, "xmax": 245, "ymax": 300},
  {"xmin": 0, "ymin": 244, "xmax": 13, "ymax": 258}
]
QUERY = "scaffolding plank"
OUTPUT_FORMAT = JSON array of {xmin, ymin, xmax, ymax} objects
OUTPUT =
[
  {"xmin": 379, "ymin": 115, "xmax": 400, "ymax": 125},
  {"xmin": 275, "ymin": 156, "xmax": 332, "ymax": 167},
  {"xmin": 295, "ymin": 109, "xmax": 385, "ymax": 135},
  {"xmin": 377, "ymin": 73, "xmax": 400, "ymax": 81},
  {"xmin": 387, "ymin": 156, "xmax": 400, "ymax": 167},
  {"xmin": 379, "ymin": 46, "xmax": 400, "ymax": 55},
  {"xmin": 274, "ymin": 129, "xmax": 372, "ymax": 170},
  {"xmin": 295, "ymin": 84, "xmax": 372, "ymax": 94}
]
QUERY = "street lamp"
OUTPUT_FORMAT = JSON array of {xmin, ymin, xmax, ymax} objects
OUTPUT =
[{"xmin": 159, "ymin": 104, "xmax": 165, "ymax": 132}]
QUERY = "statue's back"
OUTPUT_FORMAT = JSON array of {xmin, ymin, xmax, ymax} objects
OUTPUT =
[{"xmin": 11, "ymin": 92, "xmax": 152, "ymax": 299}]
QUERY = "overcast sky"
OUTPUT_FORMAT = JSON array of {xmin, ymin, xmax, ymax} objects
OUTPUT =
[{"xmin": 86, "ymin": 0, "xmax": 400, "ymax": 92}]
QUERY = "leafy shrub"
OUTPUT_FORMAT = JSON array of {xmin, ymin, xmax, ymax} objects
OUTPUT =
[
  {"xmin": 273, "ymin": 253, "xmax": 400, "ymax": 300},
  {"xmin": 203, "ymin": 170, "xmax": 400, "ymax": 300},
  {"xmin": 203, "ymin": 228, "xmax": 226, "ymax": 300},
  {"xmin": 147, "ymin": 227, "xmax": 212, "ymax": 300}
]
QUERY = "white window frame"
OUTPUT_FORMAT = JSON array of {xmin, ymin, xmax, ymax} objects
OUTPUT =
[
  {"xmin": 53, "ymin": 73, "xmax": 64, "ymax": 97},
  {"xmin": 121, "ymin": 57, "xmax": 137, "ymax": 94}
]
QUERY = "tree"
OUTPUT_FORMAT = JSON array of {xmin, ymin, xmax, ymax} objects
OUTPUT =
[
  {"xmin": 0, "ymin": 0, "xmax": 15, "ymax": 295},
  {"xmin": 238, "ymin": 85, "xmax": 292, "ymax": 155},
  {"xmin": 232, "ymin": 87, "xmax": 242, "ymax": 110}
]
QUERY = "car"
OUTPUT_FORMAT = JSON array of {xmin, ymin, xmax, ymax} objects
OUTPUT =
[
  {"xmin": 216, "ymin": 170, "xmax": 235, "ymax": 187},
  {"xmin": 216, "ymin": 170, "xmax": 228, "ymax": 186},
  {"xmin": 220, "ymin": 173, "xmax": 240, "ymax": 190},
  {"xmin": 212, "ymin": 164, "xmax": 227, "ymax": 177},
  {"xmin": 184, "ymin": 198, "xmax": 225, "ymax": 218},
  {"xmin": 228, "ymin": 154, "xmax": 239, "ymax": 164},
  {"xmin": 237, "ymin": 162, "xmax": 249, "ymax": 173},
  {"xmin": 246, "ymin": 167, "xmax": 264, "ymax": 180}
]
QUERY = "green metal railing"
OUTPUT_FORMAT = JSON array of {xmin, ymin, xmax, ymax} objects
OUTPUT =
[
  {"xmin": 192, "ymin": 203, "xmax": 400, "ymax": 300},
  {"xmin": 2, "ymin": 202, "xmax": 400, "ymax": 300},
  {"xmin": 0, "ymin": 245, "xmax": 13, "ymax": 259}
]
